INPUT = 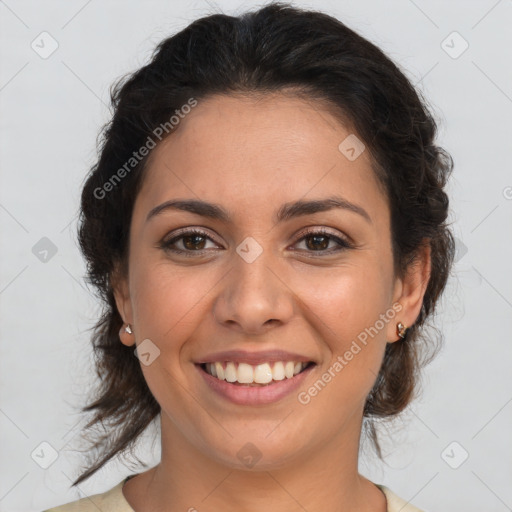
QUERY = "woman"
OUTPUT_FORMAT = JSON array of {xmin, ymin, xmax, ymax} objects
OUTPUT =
[{"xmin": 44, "ymin": 3, "xmax": 454, "ymax": 511}]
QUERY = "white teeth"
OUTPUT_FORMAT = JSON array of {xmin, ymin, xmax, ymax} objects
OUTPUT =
[
  {"xmin": 254, "ymin": 363, "xmax": 273, "ymax": 384},
  {"xmin": 225, "ymin": 362, "xmax": 237, "ymax": 383},
  {"xmin": 272, "ymin": 361, "xmax": 285, "ymax": 381},
  {"xmin": 237, "ymin": 363, "xmax": 254, "ymax": 384},
  {"xmin": 204, "ymin": 360, "xmax": 310, "ymax": 384},
  {"xmin": 214, "ymin": 362, "xmax": 224, "ymax": 380},
  {"xmin": 285, "ymin": 361, "xmax": 295, "ymax": 379}
]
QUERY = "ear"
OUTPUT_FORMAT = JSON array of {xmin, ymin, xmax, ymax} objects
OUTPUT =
[
  {"xmin": 387, "ymin": 240, "xmax": 431, "ymax": 343},
  {"xmin": 111, "ymin": 261, "xmax": 135, "ymax": 347}
]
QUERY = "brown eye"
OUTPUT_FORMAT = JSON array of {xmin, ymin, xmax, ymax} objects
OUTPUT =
[
  {"xmin": 294, "ymin": 228, "xmax": 352, "ymax": 254},
  {"xmin": 304, "ymin": 234, "xmax": 330, "ymax": 251},
  {"xmin": 160, "ymin": 229, "xmax": 219, "ymax": 254},
  {"xmin": 160, "ymin": 227, "xmax": 352, "ymax": 257},
  {"xmin": 182, "ymin": 234, "xmax": 207, "ymax": 250}
]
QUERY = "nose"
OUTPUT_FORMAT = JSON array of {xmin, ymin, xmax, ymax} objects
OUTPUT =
[{"xmin": 212, "ymin": 247, "xmax": 295, "ymax": 335}]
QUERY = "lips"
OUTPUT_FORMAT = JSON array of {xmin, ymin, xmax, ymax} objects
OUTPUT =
[{"xmin": 196, "ymin": 359, "xmax": 316, "ymax": 405}]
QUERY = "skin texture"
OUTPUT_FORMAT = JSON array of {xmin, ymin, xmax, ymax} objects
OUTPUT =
[{"xmin": 113, "ymin": 92, "xmax": 431, "ymax": 512}]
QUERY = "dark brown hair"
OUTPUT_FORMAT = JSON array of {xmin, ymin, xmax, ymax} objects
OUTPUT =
[{"xmin": 72, "ymin": 2, "xmax": 455, "ymax": 486}]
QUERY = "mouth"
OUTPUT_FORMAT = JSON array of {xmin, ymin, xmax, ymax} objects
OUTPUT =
[
  {"xmin": 197, "ymin": 360, "xmax": 316, "ymax": 386},
  {"xmin": 195, "ymin": 360, "xmax": 317, "ymax": 405}
]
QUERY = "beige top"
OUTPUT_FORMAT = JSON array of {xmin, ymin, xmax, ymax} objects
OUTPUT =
[{"xmin": 43, "ymin": 476, "xmax": 424, "ymax": 511}]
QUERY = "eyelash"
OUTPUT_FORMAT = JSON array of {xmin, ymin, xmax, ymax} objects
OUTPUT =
[{"xmin": 159, "ymin": 227, "xmax": 353, "ymax": 257}]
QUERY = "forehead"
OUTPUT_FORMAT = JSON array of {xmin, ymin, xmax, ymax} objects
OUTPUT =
[{"xmin": 134, "ymin": 93, "xmax": 388, "ymax": 226}]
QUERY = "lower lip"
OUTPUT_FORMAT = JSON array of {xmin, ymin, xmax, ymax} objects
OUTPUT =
[{"xmin": 196, "ymin": 363, "xmax": 316, "ymax": 405}]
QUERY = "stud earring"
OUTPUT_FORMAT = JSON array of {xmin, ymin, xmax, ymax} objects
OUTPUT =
[
  {"xmin": 396, "ymin": 322, "xmax": 407, "ymax": 339},
  {"xmin": 118, "ymin": 323, "xmax": 135, "ymax": 346}
]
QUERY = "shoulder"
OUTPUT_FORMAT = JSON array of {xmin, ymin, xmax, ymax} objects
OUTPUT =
[
  {"xmin": 42, "ymin": 478, "xmax": 134, "ymax": 512},
  {"xmin": 376, "ymin": 484, "xmax": 425, "ymax": 512}
]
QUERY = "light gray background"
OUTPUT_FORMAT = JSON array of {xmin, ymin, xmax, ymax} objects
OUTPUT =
[{"xmin": 1, "ymin": 1, "xmax": 511, "ymax": 511}]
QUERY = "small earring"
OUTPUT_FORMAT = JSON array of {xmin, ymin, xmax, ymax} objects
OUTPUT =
[
  {"xmin": 124, "ymin": 324, "xmax": 133, "ymax": 335},
  {"xmin": 396, "ymin": 322, "xmax": 407, "ymax": 339}
]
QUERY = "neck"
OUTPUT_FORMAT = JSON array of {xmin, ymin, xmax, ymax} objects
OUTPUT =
[{"xmin": 124, "ymin": 411, "xmax": 387, "ymax": 512}]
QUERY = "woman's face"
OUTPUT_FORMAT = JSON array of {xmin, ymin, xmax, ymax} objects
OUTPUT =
[{"xmin": 113, "ymin": 92, "xmax": 428, "ymax": 470}]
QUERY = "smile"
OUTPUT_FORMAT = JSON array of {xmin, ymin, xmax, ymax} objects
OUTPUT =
[
  {"xmin": 196, "ymin": 361, "xmax": 317, "ymax": 405},
  {"xmin": 201, "ymin": 361, "xmax": 313, "ymax": 385}
]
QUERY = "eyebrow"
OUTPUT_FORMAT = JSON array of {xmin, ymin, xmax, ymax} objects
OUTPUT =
[{"xmin": 146, "ymin": 196, "xmax": 372, "ymax": 225}]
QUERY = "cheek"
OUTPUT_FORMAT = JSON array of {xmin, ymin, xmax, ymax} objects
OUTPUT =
[
  {"xmin": 291, "ymin": 264, "xmax": 391, "ymax": 393},
  {"xmin": 130, "ymin": 259, "xmax": 216, "ymax": 342},
  {"xmin": 293, "ymin": 261, "xmax": 390, "ymax": 341},
  {"xmin": 128, "ymin": 260, "xmax": 215, "ymax": 408}
]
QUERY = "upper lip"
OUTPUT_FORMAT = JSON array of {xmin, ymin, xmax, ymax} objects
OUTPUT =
[{"xmin": 195, "ymin": 349, "xmax": 316, "ymax": 366}]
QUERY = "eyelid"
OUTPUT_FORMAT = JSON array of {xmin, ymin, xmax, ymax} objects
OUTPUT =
[
  {"xmin": 293, "ymin": 226, "xmax": 352, "ymax": 245},
  {"xmin": 162, "ymin": 227, "xmax": 223, "ymax": 247}
]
